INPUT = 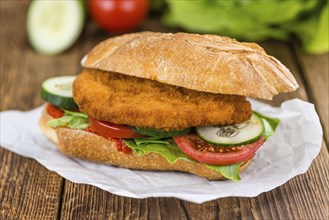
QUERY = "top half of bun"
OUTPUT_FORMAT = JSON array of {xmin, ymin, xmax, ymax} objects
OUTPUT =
[{"xmin": 81, "ymin": 32, "xmax": 298, "ymax": 100}]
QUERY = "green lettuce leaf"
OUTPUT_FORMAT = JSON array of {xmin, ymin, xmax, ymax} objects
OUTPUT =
[
  {"xmin": 206, "ymin": 163, "xmax": 241, "ymax": 182},
  {"xmin": 124, "ymin": 138, "xmax": 191, "ymax": 163},
  {"xmin": 287, "ymin": 2, "xmax": 329, "ymax": 54},
  {"xmin": 254, "ymin": 111, "xmax": 280, "ymax": 140},
  {"xmin": 161, "ymin": 0, "xmax": 328, "ymax": 54},
  {"xmin": 124, "ymin": 138, "xmax": 241, "ymax": 181},
  {"xmin": 48, "ymin": 111, "xmax": 89, "ymax": 130},
  {"xmin": 63, "ymin": 109, "xmax": 88, "ymax": 118},
  {"xmin": 134, "ymin": 137, "xmax": 175, "ymax": 145}
]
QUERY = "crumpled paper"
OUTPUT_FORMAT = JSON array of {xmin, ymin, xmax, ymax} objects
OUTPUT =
[{"xmin": 0, "ymin": 99, "xmax": 323, "ymax": 203}]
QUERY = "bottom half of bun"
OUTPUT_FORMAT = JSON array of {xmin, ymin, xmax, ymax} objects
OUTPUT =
[{"xmin": 39, "ymin": 109, "xmax": 253, "ymax": 180}]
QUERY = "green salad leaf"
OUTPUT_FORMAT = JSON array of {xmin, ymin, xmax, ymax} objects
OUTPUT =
[
  {"xmin": 48, "ymin": 110, "xmax": 89, "ymax": 130},
  {"xmin": 124, "ymin": 138, "xmax": 242, "ymax": 181},
  {"xmin": 254, "ymin": 111, "xmax": 280, "ymax": 140},
  {"xmin": 207, "ymin": 163, "xmax": 241, "ymax": 182},
  {"xmin": 63, "ymin": 109, "xmax": 88, "ymax": 118},
  {"xmin": 160, "ymin": 0, "xmax": 328, "ymax": 54},
  {"xmin": 286, "ymin": 3, "xmax": 329, "ymax": 54},
  {"xmin": 124, "ymin": 138, "xmax": 191, "ymax": 163}
]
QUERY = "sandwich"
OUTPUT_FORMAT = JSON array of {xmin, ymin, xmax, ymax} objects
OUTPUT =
[{"xmin": 39, "ymin": 32, "xmax": 298, "ymax": 181}]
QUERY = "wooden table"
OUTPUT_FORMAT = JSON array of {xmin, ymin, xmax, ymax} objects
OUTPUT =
[{"xmin": 1, "ymin": 2, "xmax": 328, "ymax": 219}]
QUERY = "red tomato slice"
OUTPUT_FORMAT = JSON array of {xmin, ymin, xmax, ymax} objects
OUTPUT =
[
  {"xmin": 46, "ymin": 103, "xmax": 64, "ymax": 118},
  {"xmin": 88, "ymin": 117, "xmax": 143, "ymax": 138},
  {"xmin": 173, "ymin": 135, "xmax": 264, "ymax": 165},
  {"xmin": 85, "ymin": 126, "xmax": 132, "ymax": 154}
]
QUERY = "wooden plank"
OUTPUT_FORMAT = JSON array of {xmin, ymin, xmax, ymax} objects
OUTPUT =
[
  {"xmin": 293, "ymin": 47, "xmax": 329, "ymax": 146},
  {"xmin": 0, "ymin": 1, "xmax": 64, "ymax": 219},
  {"xmin": 0, "ymin": 149, "xmax": 63, "ymax": 219},
  {"xmin": 59, "ymin": 184, "xmax": 165, "ymax": 219}
]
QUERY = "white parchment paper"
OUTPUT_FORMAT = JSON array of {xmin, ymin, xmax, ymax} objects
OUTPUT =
[{"xmin": 0, "ymin": 99, "xmax": 323, "ymax": 203}]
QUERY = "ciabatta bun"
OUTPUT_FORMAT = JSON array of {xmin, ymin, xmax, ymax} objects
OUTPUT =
[
  {"xmin": 82, "ymin": 32, "xmax": 298, "ymax": 99},
  {"xmin": 39, "ymin": 108, "xmax": 252, "ymax": 180}
]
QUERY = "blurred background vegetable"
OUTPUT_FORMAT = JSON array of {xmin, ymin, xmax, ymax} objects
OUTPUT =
[
  {"xmin": 26, "ymin": 0, "xmax": 328, "ymax": 55},
  {"xmin": 26, "ymin": 0, "xmax": 150, "ymax": 55},
  {"xmin": 286, "ymin": 3, "xmax": 328, "ymax": 54},
  {"xmin": 88, "ymin": 0, "xmax": 149, "ymax": 33},
  {"xmin": 160, "ymin": 0, "xmax": 328, "ymax": 54},
  {"xmin": 27, "ymin": 0, "xmax": 85, "ymax": 55}
]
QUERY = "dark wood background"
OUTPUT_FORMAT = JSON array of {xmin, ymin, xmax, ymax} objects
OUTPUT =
[{"xmin": 1, "ymin": 1, "xmax": 328, "ymax": 219}]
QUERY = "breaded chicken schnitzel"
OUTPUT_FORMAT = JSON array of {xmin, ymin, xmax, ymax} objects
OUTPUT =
[{"xmin": 73, "ymin": 69, "xmax": 252, "ymax": 130}]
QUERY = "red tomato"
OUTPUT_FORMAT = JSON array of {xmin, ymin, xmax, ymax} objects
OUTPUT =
[
  {"xmin": 173, "ymin": 135, "xmax": 264, "ymax": 166},
  {"xmin": 85, "ymin": 123, "xmax": 133, "ymax": 154},
  {"xmin": 113, "ymin": 138, "xmax": 132, "ymax": 154},
  {"xmin": 46, "ymin": 103, "xmax": 64, "ymax": 118},
  {"xmin": 88, "ymin": 117, "xmax": 144, "ymax": 138},
  {"xmin": 88, "ymin": 0, "xmax": 149, "ymax": 32}
]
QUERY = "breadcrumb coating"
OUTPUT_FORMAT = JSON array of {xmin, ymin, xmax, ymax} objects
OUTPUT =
[{"xmin": 73, "ymin": 69, "xmax": 252, "ymax": 130}]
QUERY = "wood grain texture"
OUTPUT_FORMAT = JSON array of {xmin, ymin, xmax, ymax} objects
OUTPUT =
[
  {"xmin": 0, "ymin": 148, "xmax": 63, "ymax": 219},
  {"xmin": 1, "ymin": 1, "xmax": 328, "ymax": 219},
  {"xmin": 0, "ymin": 1, "xmax": 63, "ymax": 219},
  {"xmin": 293, "ymin": 46, "xmax": 329, "ymax": 146}
]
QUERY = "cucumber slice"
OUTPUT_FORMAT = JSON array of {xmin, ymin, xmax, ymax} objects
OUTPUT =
[
  {"xmin": 27, "ymin": 0, "xmax": 84, "ymax": 55},
  {"xmin": 41, "ymin": 76, "xmax": 78, "ymax": 110},
  {"xmin": 131, "ymin": 127, "xmax": 191, "ymax": 138},
  {"xmin": 196, "ymin": 113, "xmax": 264, "ymax": 146}
]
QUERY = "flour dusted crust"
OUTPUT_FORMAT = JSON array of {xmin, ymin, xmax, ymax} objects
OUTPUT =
[
  {"xmin": 39, "ymin": 109, "xmax": 252, "ymax": 180},
  {"xmin": 82, "ymin": 32, "xmax": 298, "ymax": 99}
]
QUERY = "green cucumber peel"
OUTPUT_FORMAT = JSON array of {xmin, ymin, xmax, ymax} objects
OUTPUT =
[
  {"xmin": 40, "ymin": 75, "xmax": 78, "ymax": 110},
  {"xmin": 196, "ymin": 113, "xmax": 264, "ymax": 147}
]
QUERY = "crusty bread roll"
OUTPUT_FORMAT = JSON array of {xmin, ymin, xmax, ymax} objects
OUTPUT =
[
  {"xmin": 82, "ymin": 32, "xmax": 298, "ymax": 99},
  {"xmin": 39, "ymin": 108, "xmax": 252, "ymax": 180}
]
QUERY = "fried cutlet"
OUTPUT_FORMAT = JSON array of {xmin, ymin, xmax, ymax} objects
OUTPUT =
[{"xmin": 73, "ymin": 69, "xmax": 252, "ymax": 130}]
